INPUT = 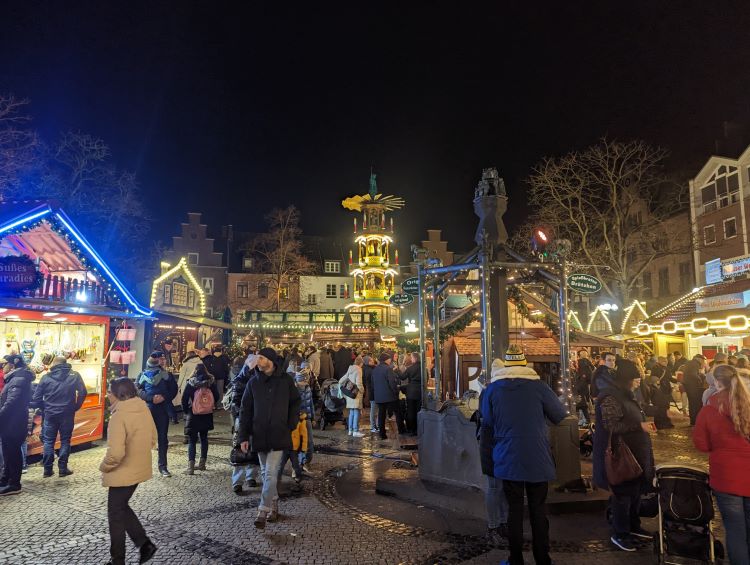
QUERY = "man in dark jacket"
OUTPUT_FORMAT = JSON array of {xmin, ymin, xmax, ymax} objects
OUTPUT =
[
  {"xmin": 333, "ymin": 344, "xmax": 352, "ymax": 379},
  {"xmin": 202, "ymin": 345, "xmax": 231, "ymax": 409},
  {"xmin": 591, "ymin": 351, "xmax": 616, "ymax": 400},
  {"xmin": 480, "ymin": 347, "xmax": 566, "ymax": 565},
  {"xmin": 651, "ymin": 356, "xmax": 676, "ymax": 429},
  {"xmin": 238, "ymin": 347, "xmax": 300, "ymax": 529},
  {"xmin": 399, "ymin": 353, "xmax": 422, "ymax": 435},
  {"xmin": 31, "ymin": 356, "xmax": 87, "ymax": 477},
  {"xmin": 0, "ymin": 354, "xmax": 35, "ymax": 495},
  {"xmin": 372, "ymin": 353, "xmax": 405, "ymax": 439},
  {"xmin": 362, "ymin": 356, "xmax": 378, "ymax": 432},
  {"xmin": 682, "ymin": 354, "xmax": 706, "ymax": 426}
]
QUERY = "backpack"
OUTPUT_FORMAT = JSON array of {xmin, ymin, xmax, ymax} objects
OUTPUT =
[{"xmin": 192, "ymin": 386, "xmax": 214, "ymax": 415}]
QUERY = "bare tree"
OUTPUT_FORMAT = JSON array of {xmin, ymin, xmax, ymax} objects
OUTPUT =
[
  {"xmin": 0, "ymin": 95, "xmax": 37, "ymax": 198},
  {"xmin": 521, "ymin": 139, "xmax": 692, "ymax": 305}
]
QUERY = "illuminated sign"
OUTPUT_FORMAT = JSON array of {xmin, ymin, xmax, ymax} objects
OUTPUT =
[
  {"xmin": 401, "ymin": 277, "xmax": 419, "ymax": 296},
  {"xmin": 705, "ymin": 258, "xmax": 722, "ymax": 285},
  {"xmin": 696, "ymin": 291, "xmax": 750, "ymax": 313}
]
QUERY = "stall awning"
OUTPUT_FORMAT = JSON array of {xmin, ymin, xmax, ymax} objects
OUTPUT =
[{"xmin": 153, "ymin": 311, "xmax": 235, "ymax": 330}]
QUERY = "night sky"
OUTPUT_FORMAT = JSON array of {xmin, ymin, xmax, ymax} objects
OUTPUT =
[{"xmin": 4, "ymin": 3, "xmax": 750, "ymax": 257}]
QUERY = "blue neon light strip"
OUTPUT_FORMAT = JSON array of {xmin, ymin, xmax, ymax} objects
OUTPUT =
[
  {"xmin": 0, "ymin": 208, "xmax": 52, "ymax": 234},
  {"xmin": 54, "ymin": 212, "xmax": 152, "ymax": 316}
]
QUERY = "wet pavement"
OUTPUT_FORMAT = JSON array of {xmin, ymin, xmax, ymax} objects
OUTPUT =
[{"xmin": 0, "ymin": 407, "xmax": 714, "ymax": 564}]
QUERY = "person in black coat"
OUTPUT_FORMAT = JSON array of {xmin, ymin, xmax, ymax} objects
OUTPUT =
[
  {"xmin": 651, "ymin": 356, "xmax": 676, "ymax": 429},
  {"xmin": 591, "ymin": 351, "xmax": 616, "ymax": 399},
  {"xmin": 238, "ymin": 347, "xmax": 301, "ymax": 529},
  {"xmin": 362, "ymin": 356, "xmax": 378, "ymax": 432},
  {"xmin": 181, "ymin": 363, "xmax": 219, "ymax": 475},
  {"xmin": 398, "ymin": 353, "xmax": 422, "ymax": 435},
  {"xmin": 0, "ymin": 355, "xmax": 34, "ymax": 495},
  {"xmin": 682, "ymin": 354, "xmax": 706, "ymax": 425},
  {"xmin": 372, "ymin": 353, "xmax": 405, "ymax": 439},
  {"xmin": 333, "ymin": 345, "xmax": 352, "ymax": 380}
]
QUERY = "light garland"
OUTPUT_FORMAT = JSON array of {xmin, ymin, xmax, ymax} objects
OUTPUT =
[
  {"xmin": 620, "ymin": 300, "xmax": 649, "ymax": 333},
  {"xmin": 636, "ymin": 314, "xmax": 750, "ymax": 335},
  {"xmin": 149, "ymin": 257, "xmax": 207, "ymax": 314},
  {"xmin": 586, "ymin": 305, "xmax": 613, "ymax": 333}
]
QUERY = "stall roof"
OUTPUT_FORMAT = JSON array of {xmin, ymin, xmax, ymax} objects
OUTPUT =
[
  {"xmin": 0, "ymin": 201, "xmax": 151, "ymax": 316},
  {"xmin": 154, "ymin": 311, "xmax": 236, "ymax": 330},
  {"xmin": 643, "ymin": 278, "xmax": 750, "ymax": 325}
]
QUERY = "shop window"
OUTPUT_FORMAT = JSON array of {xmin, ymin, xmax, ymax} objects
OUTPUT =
[
  {"xmin": 237, "ymin": 283, "xmax": 248, "ymax": 298},
  {"xmin": 324, "ymin": 261, "xmax": 341, "ymax": 274},
  {"xmin": 280, "ymin": 284, "xmax": 289, "ymax": 300},
  {"xmin": 641, "ymin": 272, "xmax": 652, "ymax": 299},
  {"xmin": 658, "ymin": 267, "xmax": 670, "ymax": 297},
  {"xmin": 307, "ymin": 293, "xmax": 317, "ymax": 305},
  {"xmin": 188, "ymin": 253, "xmax": 199, "ymax": 265},
  {"xmin": 326, "ymin": 284, "xmax": 336, "ymax": 298},
  {"xmin": 679, "ymin": 262, "xmax": 692, "ymax": 292},
  {"xmin": 704, "ymin": 225, "xmax": 716, "ymax": 245},
  {"xmin": 201, "ymin": 277, "xmax": 214, "ymax": 295},
  {"xmin": 724, "ymin": 217, "xmax": 738, "ymax": 239},
  {"xmin": 258, "ymin": 283, "xmax": 269, "ymax": 299}
]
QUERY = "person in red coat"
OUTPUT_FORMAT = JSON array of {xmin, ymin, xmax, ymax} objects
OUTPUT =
[{"xmin": 693, "ymin": 364, "xmax": 750, "ymax": 565}]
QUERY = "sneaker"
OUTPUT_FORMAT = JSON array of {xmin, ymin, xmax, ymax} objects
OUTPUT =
[
  {"xmin": 138, "ymin": 539, "xmax": 157, "ymax": 563},
  {"xmin": 159, "ymin": 468, "xmax": 172, "ymax": 478},
  {"xmin": 351, "ymin": 431, "xmax": 365, "ymax": 437},
  {"xmin": 347, "ymin": 430, "xmax": 353, "ymax": 436},
  {"xmin": 611, "ymin": 535, "xmax": 637, "ymax": 552},
  {"xmin": 233, "ymin": 484, "xmax": 243, "ymax": 494},
  {"xmin": 247, "ymin": 479, "xmax": 258, "ymax": 488},
  {"xmin": 291, "ymin": 469, "xmax": 298, "ymax": 479},
  {"xmin": 58, "ymin": 468, "xmax": 74, "ymax": 477},
  {"xmin": 254, "ymin": 510, "xmax": 267, "ymax": 529},
  {"xmin": 630, "ymin": 527, "xmax": 654, "ymax": 540},
  {"xmin": 0, "ymin": 485, "xmax": 21, "ymax": 496},
  {"xmin": 21, "ymin": 467, "xmax": 27, "ymax": 474},
  {"xmin": 370, "ymin": 427, "xmax": 379, "ymax": 433},
  {"xmin": 43, "ymin": 469, "xmax": 54, "ymax": 478}
]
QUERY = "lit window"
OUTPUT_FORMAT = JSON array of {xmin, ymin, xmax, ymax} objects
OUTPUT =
[
  {"xmin": 242, "ymin": 257, "xmax": 254, "ymax": 270},
  {"xmin": 258, "ymin": 283, "xmax": 269, "ymax": 299},
  {"xmin": 326, "ymin": 284, "xmax": 336, "ymax": 298},
  {"xmin": 324, "ymin": 261, "xmax": 341, "ymax": 274},
  {"xmin": 237, "ymin": 283, "xmax": 248, "ymax": 298},
  {"xmin": 188, "ymin": 253, "xmax": 199, "ymax": 265},
  {"xmin": 704, "ymin": 225, "xmax": 716, "ymax": 245},
  {"xmin": 280, "ymin": 284, "xmax": 289, "ymax": 300},
  {"xmin": 724, "ymin": 217, "xmax": 738, "ymax": 239},
  {"xmin": 201, "ymin": 277, "xmax": 214, "ymax": 295}
]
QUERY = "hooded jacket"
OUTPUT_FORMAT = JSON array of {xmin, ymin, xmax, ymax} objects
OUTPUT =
[
  {"xmin": 237, "ymin": 362, "xmax": 301, "ymax": 453},
  {"xmin": 480, "ymin": 365, "xmax": 567, "ymax": 483},
  {"xmin": 294, "ymin": 372, "xmax": 318, "ymax": 420},
  {"xmin": 181, "ymin": 374, "xmax": 219, "ymax": 434},
  {"xmin": 0, "ymin": 366, "xmax": 35, "ymax": 441},
  {"xmin": 31, "ymin": 362, "xmax": 87, "ymax": 418},
  {"xmin": 339, "ymin": 364, "xmax": 363, "ymax": 409},
  {"xmin": 100, "ymin": 396, "xmax": 157, "ymax": 487}
]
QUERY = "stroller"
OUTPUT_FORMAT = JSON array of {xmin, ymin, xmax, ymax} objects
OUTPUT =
[
  {"xmin": 653, "ymin": 464, "xmax": 724, "ymax": 564},
  {"xmin": 319, "ymin": 378, "xmax": 347, "ymax": 430}
]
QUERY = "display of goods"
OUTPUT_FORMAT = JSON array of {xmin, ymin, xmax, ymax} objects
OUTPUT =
[
  {"xmin": 121, "ymin": 350, "xmax": 137, "ymax": 364},
  {"xmin": 110, "ymin": 350, "xmax": 122, "ymax": 363},
  {"xmin": 116, "ymin": 328, "xmax": 136, "ymax": 341}
]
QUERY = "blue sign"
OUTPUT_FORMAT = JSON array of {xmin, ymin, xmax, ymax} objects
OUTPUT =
[{"xmin": 705, "ymin": 258, "xmax": 722, "ymax": 285}]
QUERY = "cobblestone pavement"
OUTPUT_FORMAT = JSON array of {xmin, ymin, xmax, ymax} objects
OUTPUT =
[{"xmin": 0, "ymin": 408, "xmax": 713, "ymax": 565}]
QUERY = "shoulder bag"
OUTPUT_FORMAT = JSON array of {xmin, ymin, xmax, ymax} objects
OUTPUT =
[{"xmin": 605, "ymin": 432, "xmax": 643, "ymax": 486}]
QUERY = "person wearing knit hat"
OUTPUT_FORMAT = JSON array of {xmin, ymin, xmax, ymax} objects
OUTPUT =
[
  {"xmin": 480, "ymin": 344, "xmax": 567, "ymax": 565},
  {"xmin": 238, "ymin": 342, "xmax": 301, "ymax": 529}
]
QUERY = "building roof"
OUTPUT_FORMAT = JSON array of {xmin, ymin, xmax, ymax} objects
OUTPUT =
[{"xmin": 643, "ymin": 278, "xmax": 750, "ymax": 325}]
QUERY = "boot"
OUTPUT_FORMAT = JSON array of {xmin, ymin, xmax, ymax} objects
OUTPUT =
[
  {"xmin": 196, "ymin": 458, "xmax": 206, "ymax": 471},
  {"xmin": 254, "ymin": 510, "xmax": 267, "ymax": 529},
  {"xmin": 185, "ymin": 461, "xmax": 195, "ymax": 475},
  {"xmin": 268, "ymin": 498, "xmax": 279, "ymax": 522}
]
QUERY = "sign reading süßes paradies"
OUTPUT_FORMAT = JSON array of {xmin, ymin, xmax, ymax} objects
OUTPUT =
[{"xmin": 0, "ymin": 255, "xmax": 41, "ymax": 295}]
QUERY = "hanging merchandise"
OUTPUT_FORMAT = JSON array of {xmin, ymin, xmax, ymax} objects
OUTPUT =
[{"xmin": 21, "ymin": 339, "xmax": 36, "ymax": 365}]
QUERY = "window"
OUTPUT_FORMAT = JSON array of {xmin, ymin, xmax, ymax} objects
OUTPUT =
[
  {"xmin": 724, "ymin": 217, "xmax": 738, "ymax": 239},
  {"xmin": 188, "ymin": 289, "xmax": 195, "ymax": 309},
  {"xmin": 326, "ymin": 284, "xmax": 337, "ymax": 298},
  {"xmin": 258, "ymin": 283, "xmax": 268, "ymax": 299},
  {"xmin": 701, "ymin": 166, "xmax": 739, "ymax": 214},
  {"xmin": 242, "ymin": 257, "xmax": 254, "ymax": 270},
  {"xmin": 236, "ymin": 283, "xmax": 248, "ymax": 298},
  {"xmin": 201, "ymin": 277, "xmax": 214, "ymax": 295},
  {"xmin": 339, "ymin": 284, "xmax": 347, "ymax": 298},
  {"xmin": 205, "ymin": 307, "xmax": 213, "ymax": 318},
  {"xmin": 188, "ymin": 253, "xmax": 199, "ymax": 265},
  {"xmin": 658, "ymin": 267, "xmax": 670, "ymax": 297},
  {"xmin": 280, "ymin": 284, "xmax": 289, "ymax": 300},
  {"xmin": 324, "ymin": 261, "xmax": 341, "ymax": 274},
  {"xmin": 307, "ymin": 293, "xmax": 317, "ymax": 305},
  {"xmin": 163, "ymin": 284, "xmax": 171, "ymax": 304},
  {"xmin": 704, "ymin": 225, "xmax": 716, "ymax": 245},
  {"xmin": 642, "ymin": 272, "xmax": 652, "ymax": 299},
  {"xmin": 679, "ymin": 262, "xmax": 692, "ymax": 292}
]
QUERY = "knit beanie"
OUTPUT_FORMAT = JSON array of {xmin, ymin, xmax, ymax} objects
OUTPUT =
[
  {"xmin": 258, "ymin": 347, "xmax": 278, "ymax": 365},
  {"xmin": 378, "ymin": 352, "xmax": 392, "ymax": 363},
  {"xmin": 504, "ymin": 345, "xmax": 527, "ymax": 367},
  {"xmin": 146, "ymin": 356, "xmax": 160, "ymax": 368}
]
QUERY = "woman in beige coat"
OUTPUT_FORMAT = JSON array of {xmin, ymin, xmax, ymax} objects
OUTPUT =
[
  {"xmin": 101, "ymin": 378, "xmax": 158, "ymax": 565},
  {"xmin": 340, "ymin": 356, "xmax": 364, "ymax": 437}
]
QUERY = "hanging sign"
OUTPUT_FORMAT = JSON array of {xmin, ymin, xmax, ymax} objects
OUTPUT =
[
  {"xmin": 401, "ymin": 277, "xmax": 420, "ymax": 296},
  {"xmin": 0, "ymin": 255, "xmax": 42, "ymax": 295},
  {"xmin": 390, "ymin": 293, "xmax": 414, "ymax": 306},
  {"xmin": 705, "ymin": 258, "xmax": 722, "ymax": 285},
  {"xmin": 567, "ymin": 273, "xmax": 602, "ymax": 294},
  {"xmin": 696, "ymin": 291, "xmax": 750, "ymax": 313}
]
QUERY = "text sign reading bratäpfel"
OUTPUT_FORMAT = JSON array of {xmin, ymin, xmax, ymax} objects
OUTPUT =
[
  {"xmin": 567, "ymin": 273, "xmax": 602, "ymax": 294},
  {"xmin": 0, "ymin": 255, "xmax": 40, "ymax": 294}
]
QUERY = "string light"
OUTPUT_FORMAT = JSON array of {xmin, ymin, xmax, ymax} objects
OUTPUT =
[
  {"xmin": 620, "ymin": 300, "xmax": 649, "ymax": 333},
  {"xmin": 150, "ymin": 257, "xmax": 207, "ymax": 315}
]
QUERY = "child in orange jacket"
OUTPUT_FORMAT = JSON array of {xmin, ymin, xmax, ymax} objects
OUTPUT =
[{"xmin": 277, "ymin": 412, "xmax": 308, "ymax": 489}]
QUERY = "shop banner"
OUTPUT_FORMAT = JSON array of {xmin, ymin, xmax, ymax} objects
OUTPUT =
[
  {"xmin": 696, "ymin": 290, "xmax": 750, "ymax": 313},
  {"xmin": 0, "ymin": 255, "xmax": 41, "ymax": 295}
]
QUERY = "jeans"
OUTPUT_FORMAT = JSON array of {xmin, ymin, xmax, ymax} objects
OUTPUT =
[
  {"xmin": 108, "ymin": 484, "xmax": 147, "ymax": 565},
  {"xmin": 406, "ymin": 399, "xmax": 420, "ymax": 434},
  {"xmin": 486, "ymin": 476, "xmax": 509, "ymax": 529},
  {"xmin": 369, "ymin": 401, "xmax": 378, "ymax": 430},
  {"xmin": 715, "ymin": 491, "xmax": 750, "ymax": 565},
  {"xmin": 215, "ymin": 379, "xmax": 225, "ymax": 407},
  {"xmin": 0, "ymin": 435, "xmax": 23, "ymax": 488},
  {"xmin": 348, "ymin": 408, "xmax": 360, "ymax": 432},
  {"xmin": 21, "ymin": 441, "xmax": 27, "ymax": 470},
  {"xmin": 377, "ymin": 401, "xmax": 405, "ymax": 438},
  {"xmin": 42, "ymin": 413, "xmax": 75, "ymax": 471},
  {"xmin": 278, "ymin": 449, "xmax": 302, "ymax": 479},
  {"xmin": 610, "ymin": 492, "xmax": 641, "ymax": 537},
  {"xmin": 258, "ymin": 450, "xmax": 284, "ymax": 512},
  {"xmin": 187, "ymin": 430, "xmax": 208, "ymax": 461},
  {"xmin": 150, "ymin": 405, "xmax": 169, "ymax": 470},
  {"xmin": 299, "ymin": 419, "xmax": 314, "ymax": 465},
  {"xmin": 503, "ymin": 480, "xmax": 551, "ymax": 565},
  {"xmin": 231, "ymin": 464, "xmax": 259, "ymax": 487}
]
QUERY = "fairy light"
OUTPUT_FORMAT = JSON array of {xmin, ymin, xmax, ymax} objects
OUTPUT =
[
  {"xmin": 150, "ymin": 257, "xmax": 207, "ymax": 314},
  {"xmin": 586, "ymin": 305, "xmax": 613, "ymax": 333},
  {"xmin": 620, "ymin": 300, "xmax": 649, "ymax": 333}
]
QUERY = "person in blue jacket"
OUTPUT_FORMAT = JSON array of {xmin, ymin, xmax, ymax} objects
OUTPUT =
[
  {"xmin": 480, "ymin": 345, "xmax": 567, "ymax": 565},
  {"xmin": 136, "ymin": 352, "xmax": 177, "ymax": 477}
]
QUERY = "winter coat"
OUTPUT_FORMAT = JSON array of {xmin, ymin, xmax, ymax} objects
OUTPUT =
[
  {"xmin": 294, "ymin": 374, "xmax": 317, "ymax": 420},
  {"xmin": 480, "ymin": 365, "xmax": 567, "ymax": 483},
  {"xmin": 237, "ymin": 364, "xmax": 301, "ymax": 453},
  {"xmin": 136, "ymin": 368, "xmax": 177, "ymax": 411},
  {"xmin": 362, "ymin": 363, "xmax": 375, "ymax": 402},
  {"xmin": 31, "ymin": 363, "xmax": 87, "ymax": 418},
  {"xmin": 181, "ymin": 375, "xmax": 219, "ymax": 434},
  {"xmin": 591, "ymin": 365, "xmax": 614, "ymax": 399},
  {"xmin": 694, "ymin": 390, "xmax": 750, "ymax": 497},
  {"xmin": 372, "ymin": 363, "xmax": 400, "ymax": 403},
  {"xmin": 682, "ymin": 359, "xmax": 705, "ymax": 394},
  {"xmin": 202, "ymin": 353, "xmax": 230, "ymax": 382},
  {"xmin": 477, "ymin": 388, "xmax": 494, "ymax": 476},
  {"xmin": 176, "ymin": 356, "xmax": 200, "ymax": 407},
  {"xmin": 339, "ymin": 365, "xmax": 363, "ymax": 409},
  {"xmin": 306, "ymin": 351, "xmax": 321, "ymax": 379},
  {"xmin": 400, "ymin": 361, "xmax": 422, "ymax": 401},
  {"xmin": 333, "ymin": 348, "xmax": 352, "ymax": 380},
  {"xmin": 230, "ymin": 366, "xmax": 253, "ymax": 420},
  {"xmin": 0, "ymin": 367, "xmax": 34, "ymax": 441},
  {"xmin": 100, "ymin": 397, "xmax": 157, "ymax": 487},
  {"xmin": 290, "ymin": 413, "xmax": 309, "ymax": 452},
  {"xmin": 592, "ymin": 370, "xmax": 654, "ymax": 494},
  {"xmin": 318, "ymin": 350, "xmax": 335, "ymax": 384}
]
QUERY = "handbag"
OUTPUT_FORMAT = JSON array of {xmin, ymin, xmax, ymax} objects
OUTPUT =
[
  {"xmin": 605, "ymin": 433, "xmax": 643, "ymax": 486},
  {"xmin": 340, "ymin": 377, "xmax": 359, "ymax": 399}
]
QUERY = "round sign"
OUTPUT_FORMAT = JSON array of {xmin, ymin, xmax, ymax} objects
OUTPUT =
[
  {"xmin": 401, "ymin": 276, "xmax": 420, "ymax": 296},
  {"xmin": 389, "ymin": 293, "xmax": 414, "ymax": 306},
  {"xmin": 567, "ymin": 273, "xmax": 602, "ymax": 294}
]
